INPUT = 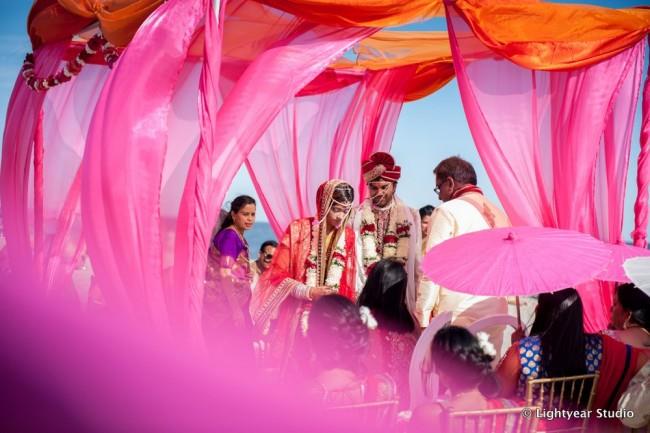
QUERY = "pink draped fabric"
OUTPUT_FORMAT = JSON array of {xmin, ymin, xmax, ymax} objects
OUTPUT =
[
  {"xmin": 75, "ymin": 0, "xmax": 373, "ymax": 339},
  {"xmin": 2, "ymin": 51, "xmax": 118, "ymax": 299},
  {"xmin": 246, "ymin": 66, "xmax": 413, "ymax": 237},
  {"xmin": 446, "ymin": 5, "xmax": 645, "ymax": 331},
  {"xmin": 173, "ymin": 8, "xmax": 374, "ymax": 337},
  {"xmin": 82, "ymin": 0, "xmax": 208, "ymax": 333},
  {"xmin": 331, "ymin": 66, "xmax": 416, "ymax": 204},
  {"xmin": 245, "ymin": 83, "xmax": 362, "ymax": 237},
  {"xmin": 33, "ymin": 110, "xmax": 44, "ymax": 277},
  {"xmin": 172, "ymin": 0, "xmax": 225, "ymax": 339},
  {"xmin": 1, "ymin": 43, "xmax": 67, "ymax": 279},
  {"xmin": 632, "ymin": 37, "xmax": 650, "ymax": 248},
  {"xmin": 40, "ymin": 65, "xmax": 110, "ymax": 295}
]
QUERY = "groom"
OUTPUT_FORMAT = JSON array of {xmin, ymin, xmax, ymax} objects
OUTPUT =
[{"xmin": 353, "ymin": 152, "xmax": 422, "ymax": 324}]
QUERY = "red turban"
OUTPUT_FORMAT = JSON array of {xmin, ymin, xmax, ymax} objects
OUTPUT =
[{"xmin": 361, "ymin": 152, "xmax": 401, "ymax": 183}]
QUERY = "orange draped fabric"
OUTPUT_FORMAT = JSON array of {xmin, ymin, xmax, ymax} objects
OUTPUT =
[
  {"xmin": 348, "ymin": 31, "xmax": 454, "ymax": 100},
  {"xmin": 57, "ymin": 0, "xmax": 164, "ymax": 47},
  {"xmin": 28, "ymin": 0, "xmax": 94, "ymax": 48},
  {"xmin": 27, "ymin": 0, "xmax": 650, "ymax": 67},
  {"xmin": 200, "ymin": 25, "xmax": 456, "ymax": 100},
  {"xmin": 452, "ymin": 0, "xmax": 650, "ymax": 70},
  {"xmin": 27, "ymin": 0, "xmax": 162, "ymax": 47},
  {"xmin": 255, "ymin": 0, "xmax": 444, "ymax": 27},
  {"xmin": 28, "ymin": 0, "xmax": 444, "ymax": 47},
  {"xmin": 27, "ymin": 1, "xmax": 456, "ymax": 102},
  {"xmin": 352, "ymin": 31, "xmax": 451, "ymax": 70},
  {"xmin": 403, "ymin": 61, "xmax": 455, "ymax": 101}
]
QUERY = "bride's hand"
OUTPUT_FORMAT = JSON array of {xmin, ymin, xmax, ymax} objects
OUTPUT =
[{"xmin": 309, "ymin": 286, "xmax": 336, "ymax": 300}]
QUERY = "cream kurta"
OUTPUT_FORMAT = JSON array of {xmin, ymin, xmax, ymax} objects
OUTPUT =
[{"xmin": 417, "ymin": 192, "xmax": 509, "ymax": 328}]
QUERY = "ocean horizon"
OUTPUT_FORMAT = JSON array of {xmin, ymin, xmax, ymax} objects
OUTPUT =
[{"xmin": 245, "ymin": 222, "xmax": 277, "ymax": 259}]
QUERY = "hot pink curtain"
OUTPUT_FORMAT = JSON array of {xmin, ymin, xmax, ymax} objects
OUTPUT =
[
  {"xmin": 632, "ymin": 37, "xmax": 650, "ymax": 248},
  {"xmin": 1, "ymin": 43, "xmax": 67, "ymax": 279},
  {"xmin": 245, "ymin": 81, "xmax": 362, "ymax": 237},
  {"xmin": 174, "ymin": 8, "xmax": 375, "ymax": 338},
  {"xmin": 331, "ymin": 66, "xmax": 417, "ymax": 204},
  {"xmin": 40, "ymin": 65, "xmax": 110, "ymax": 295},
  {"xmin": 82, "ymin": 0, "xmax": 209, "ymax": 334},
  {"xmin": 78, "ymin": 0, "xmax": 374, "ymax": 338},
  {"xmin": 446, "ymin": 6, "xmax": 645, "ymax": 331},
  {"xmin": 245, "ymin": 65, "xmax": 413, "ymax": 237}
]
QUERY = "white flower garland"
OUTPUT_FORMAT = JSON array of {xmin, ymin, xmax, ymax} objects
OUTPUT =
[
  {"xmin": 359, "ymin": 202, "xmax": 411, "ymax": 270},
  {"xmin": 476, "ymin": 332, "xmax": 497, "ymax": 358},
  {"xmin": 300, "ymin": 223, "xmax": 348, "ymax": 337},
  {"xmin": 305, "ymin": 226, "xmax": 347, "ymax": 290},
  {"xmin": 359, "ymin": 306, "xmax": 378, "ymax": 330}
]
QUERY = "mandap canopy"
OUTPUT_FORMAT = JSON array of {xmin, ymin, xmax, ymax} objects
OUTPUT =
[{"xmin": 2, "ymin": 0, "xmax": 650, "ymax": 339}]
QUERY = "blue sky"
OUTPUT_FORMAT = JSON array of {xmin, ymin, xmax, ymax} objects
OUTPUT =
[{"xmin": 0, "ymin": 0, "xmax": 648, "ymax": 241}]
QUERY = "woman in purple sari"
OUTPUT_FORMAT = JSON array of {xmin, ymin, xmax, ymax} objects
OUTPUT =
[{"xmin": 203, "ymin": 195, "xmax": 256, "ymax": 355}]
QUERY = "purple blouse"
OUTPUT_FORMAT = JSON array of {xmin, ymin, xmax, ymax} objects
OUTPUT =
[{"xmin": 213, "ymin": 228, "xmax": 248, "ymax": 260}]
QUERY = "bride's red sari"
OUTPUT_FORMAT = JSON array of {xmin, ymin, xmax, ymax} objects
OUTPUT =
[{"xmin": 250, "ymin": 180, "xmax": 357, "ymax": 374}]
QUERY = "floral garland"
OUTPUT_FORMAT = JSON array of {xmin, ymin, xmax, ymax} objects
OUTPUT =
[
  {"xmin": 22, "ymin": 33, "xmax": 118, "ymax": 92},
  {"xmin": 359, "ymin": 306, "xmax": 378, "ymax": 330},
  {"xmin": 360, "ymin": 202, "xmax": 411, "ymax": 271},
  {"xmin": 476, "ymin": 332, "xmax": 497, "ymax": 358},
  {"xmin": 305, "ymin": 223, "xmax": 347, "ymax": 290}
]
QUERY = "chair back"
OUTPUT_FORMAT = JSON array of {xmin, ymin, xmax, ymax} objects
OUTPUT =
[
  {"xmin": 467, "ymin": 314, "xmax": 519, "ymax": 334},
  {"xmin": 445, "ymin": 405, "xmax": 540, "ymax": 433},
  {"xmin": 525, "ymin": 373, "xmax": 599, "ymax": 433},
  {"xmin": 408, "ymin": 311, "xmax": 453, "ymax": 409},
  {"xmin": 327, "ymin": 400, "xmax": 399, "ymax": 429}
]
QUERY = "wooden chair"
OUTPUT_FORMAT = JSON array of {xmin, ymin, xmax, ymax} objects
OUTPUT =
[
  {"xmin": 525, "ymin": 373, "xmax": 599, "ymax": 433},
  {"xmin": 327, "ymin": 400, "xmax": 399, "ymax": 429},
  {"xmin": 445, "ymin": 405, "xmax": 540, "ymax": 433},
  {"xmin": 408, "ymin": 311, "xmax": 453, "ymax": 409}
]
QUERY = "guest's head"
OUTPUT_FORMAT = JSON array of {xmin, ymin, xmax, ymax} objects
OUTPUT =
[
  {"xmin": 316, "ymin": 180, "xmax": 354, "ymax": 231},
  {"xmin": 530, "ymin": 288, "xmax": 586, "ymax": 377},
  {"xmin": 358, "ymin": 259, "xmax": 415, "ymax": 333},
  {"xmin": 419, "ymin": 205, "xmax": 435, "ymax": 240},
  {"xmin": 430, "ymin": 326, "xmax": 495, "ymax": 395},
  {"xmin": 611, "ymin": 283, "xmax": 650, "ymax": 332},
  {"xmin": 433, "ymin": 157, "xmax": 477, "ymax": 202},
  {"xmin": 362, "ymin": 152, "xmax": 401, "ymax": 208},
  {"xmin": 257, "ymin": 240, "xmax": 277, "ymax": 270},
  {"xmin": 219, "ymin": 195, "xmax": 256, "ymax": 233},
  {"xmin": 308, "ymin": 295, "xmax": 369, "ymax": 372}
]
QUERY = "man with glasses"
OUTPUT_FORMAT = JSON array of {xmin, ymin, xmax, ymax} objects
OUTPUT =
[
  {"xmin": 251, "ymin": 240, "xmax": 277, "ymax": 291},
  {"xmin": 418, "ymin": 157, "xmax": 509, "ymax": 344}
]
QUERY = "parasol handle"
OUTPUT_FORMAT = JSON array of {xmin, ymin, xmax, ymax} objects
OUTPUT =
[{"xmin": 515, "ymin": 296, "xmax": 522, "ymax": 328}]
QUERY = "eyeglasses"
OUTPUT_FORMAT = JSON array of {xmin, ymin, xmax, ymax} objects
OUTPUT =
[
  {"xmin": 263, "ymin": 253, "xmax": 274, "ymax": 260},
  {"xmin": 434, "ymin": 178, "xmax": 449, "ymax": 195}
]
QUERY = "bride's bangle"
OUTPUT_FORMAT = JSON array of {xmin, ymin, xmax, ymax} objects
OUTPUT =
[{"xmin": 292, "ymin": 283, "xmax": 312, "ymax": 301}]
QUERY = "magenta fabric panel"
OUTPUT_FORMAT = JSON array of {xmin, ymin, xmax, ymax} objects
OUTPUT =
[
  {"xmin": 1, "ymin": 43, "xmax": 67, "ymax": 277},
  {"xmin": 39, "ymin": 65, "xmax": 110, "ymax": 294},
  {"xmin": 632, "ymin": 38, "xmax": 650, "ymax": 248},
  {"xmin": 81, "ymin": 0, "xmax": 208, "ymax": 332}
]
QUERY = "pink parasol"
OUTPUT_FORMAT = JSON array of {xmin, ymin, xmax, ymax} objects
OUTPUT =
[
  {"xmin": 422, "ymin": 226, "xmax": 612, "ymax": 298},
  {"xmin": 596, "ymin": 243, "xmax": 650, "ymax": 283}
]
